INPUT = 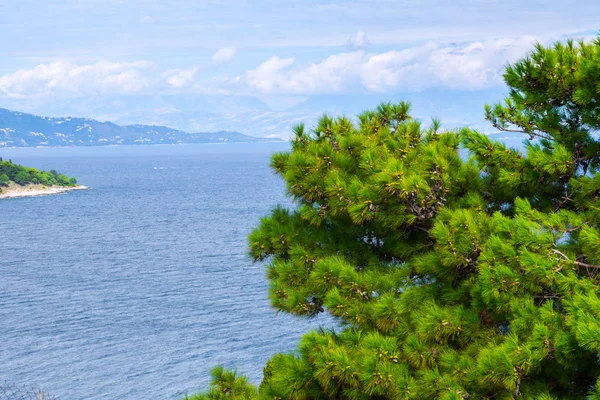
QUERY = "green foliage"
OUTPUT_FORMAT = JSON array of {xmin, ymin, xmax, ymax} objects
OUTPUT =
[
  {"xmin": 185, "ymin": 366, "xmax": 257, "ymax": 400},
  {"xmin": 191, "ymin": 37, "xmax": 600, "ymax": 399},
  {"xmin": 0, "ymin": 173, "xmax": 9, "ymax": 186},
  {"xmin": 0, "ymin": 159, "xmax": 77, "ymax": 188},
  {"xmin": 483, "ymin": 37, "xmax": 600, "ymax": 213}
]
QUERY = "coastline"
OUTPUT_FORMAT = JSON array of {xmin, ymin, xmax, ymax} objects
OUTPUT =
[
  {"xmin": 0, "ymin": 184, "xmax": 89, "ymax": 199},
  {"xmin": 0, "ymin": 140, "xmax": 288, "ymax": 150}
]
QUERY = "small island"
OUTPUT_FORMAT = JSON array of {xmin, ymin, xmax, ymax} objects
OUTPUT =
[{"xmin": 0, "ymin": 158, "xmax": 87, "ymax": 199}]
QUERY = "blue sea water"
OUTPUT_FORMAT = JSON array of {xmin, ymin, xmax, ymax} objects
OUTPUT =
[{"xmin": 0, "ymin": 143, "xmax": 330, "ymax": 400}]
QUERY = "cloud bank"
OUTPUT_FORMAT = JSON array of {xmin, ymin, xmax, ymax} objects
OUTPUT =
[
  {"xmin": 0, "ymin": 61, "xmax": 152, "ymax": 98},
  {"xmin": 0, "ymin": 37, "xmax": 538, "ymax": 99},
  {"xmin": 164, "ymin": 66, "xmax": 199, "ymax": 89},
  {"xmin": 246, "ymin": 37, "xmax": 537, "ymax": 94}
]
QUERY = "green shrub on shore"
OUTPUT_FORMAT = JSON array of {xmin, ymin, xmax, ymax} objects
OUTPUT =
[{"xmin": 0, "ymin": 159, "xmax": 77, "ymax": 188}]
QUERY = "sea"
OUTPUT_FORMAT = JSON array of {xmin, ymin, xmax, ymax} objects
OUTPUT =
[{"xmin": 0, "ymin": 142, "xmax": 331, "ymax": 400}]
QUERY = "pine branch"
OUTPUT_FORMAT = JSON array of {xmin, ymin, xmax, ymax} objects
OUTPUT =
[
  {"xmin": 491, "ymin": 122, "xmax": 553, "ymax": 141},
  {"xmin": 534, "ymin": 294, "xmax": 560, "ymax": 299},
  {"xmin": 513, "ymin": 372, "xmax": 522, "ymax": 399},
  {"xmin": 562, "ymin": 225, "xmax": 583, "ymax": 233},
  {"xmin": 552, "ymin": 249, "xmax": 600, "ymax": 269},
  {"xmin": 412, "ymin": 225, "xmax": 430, "ymax": 234}
]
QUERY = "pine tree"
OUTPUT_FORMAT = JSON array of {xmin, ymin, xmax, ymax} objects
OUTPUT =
[
  {"xmin": 185, "ymin": 366, "xmax": 257, "ymax": 400},
  {"xmin": 191, "ymin": 37, "xmax": 600, "ymax": 399}
]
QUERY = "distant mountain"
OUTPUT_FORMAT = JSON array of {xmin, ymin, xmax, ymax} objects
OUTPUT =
[
  {"xmin": 0, "ymin": 90, "xmax": 507, "ymax": 141},
  {"xmin": 0, "ymin": 108, "xmax": 281, "ymax": 147}
]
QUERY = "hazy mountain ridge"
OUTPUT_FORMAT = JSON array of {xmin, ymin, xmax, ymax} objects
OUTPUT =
[
  {"xmin": 0, "ymin": 108, "xmax": 280, "ymax": 147},
  {"xmin": 0, "ymin": 90, "xmax": 506, "ymax": 141}
]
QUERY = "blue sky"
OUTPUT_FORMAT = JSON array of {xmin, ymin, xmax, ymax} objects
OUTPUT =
[{"xmin": 0, "ymin": 1, "xmax": 598, "ymax": 136}]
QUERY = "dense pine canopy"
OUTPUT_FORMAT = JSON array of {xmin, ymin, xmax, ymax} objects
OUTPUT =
[{"xmin": 191, "ymin": 37, "xmax": 600, "ymax": 399}]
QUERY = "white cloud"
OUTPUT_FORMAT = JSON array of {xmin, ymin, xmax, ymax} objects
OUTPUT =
[
  {"xmin": 245, "ymin": 36, "xmax": 538, "ymax": 94},
  {"xmin": 0, "ymin": 36, "xmax": 540, "ymax": 101},
  {"xmin": 0, "ymin": 61, "xmax": 152, "ymax": 98},
  {"xmin": 139, "ymin": 15, "xmax": 154, "ymax": 23},
  {"xmin": 347, "ymin": 31, "xmax": 370, "ymax": 49},
  {"xmin": 164, "ymin": 66, "xmax": 199, "ymax": 88},
  {"xmin": 247, "ymin": 56, "xmax": 296, "ymax": 92},
  {"xmin": 212, "ymin": 47, "xmax": 237, "ymax": 64}
]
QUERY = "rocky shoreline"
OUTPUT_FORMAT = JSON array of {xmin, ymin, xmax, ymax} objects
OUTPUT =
[{"xmin": 0, "ymin": 184, "xmax": 89, "ymax": 199}]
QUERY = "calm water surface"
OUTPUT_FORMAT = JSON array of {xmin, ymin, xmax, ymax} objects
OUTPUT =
[{"xmin": 0, "ymin": 143, "xmax": 330, "ymax": 400}]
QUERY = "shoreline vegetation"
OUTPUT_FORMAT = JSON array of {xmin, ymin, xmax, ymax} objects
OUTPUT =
[{"xmin": 0, "ymin": 157, "xmax": 83, "ymax": 199}]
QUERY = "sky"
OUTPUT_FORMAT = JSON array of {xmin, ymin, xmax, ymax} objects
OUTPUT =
[{"xmin": 0, "ymin": 0, "xmax": 598, "ymax": 136}]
